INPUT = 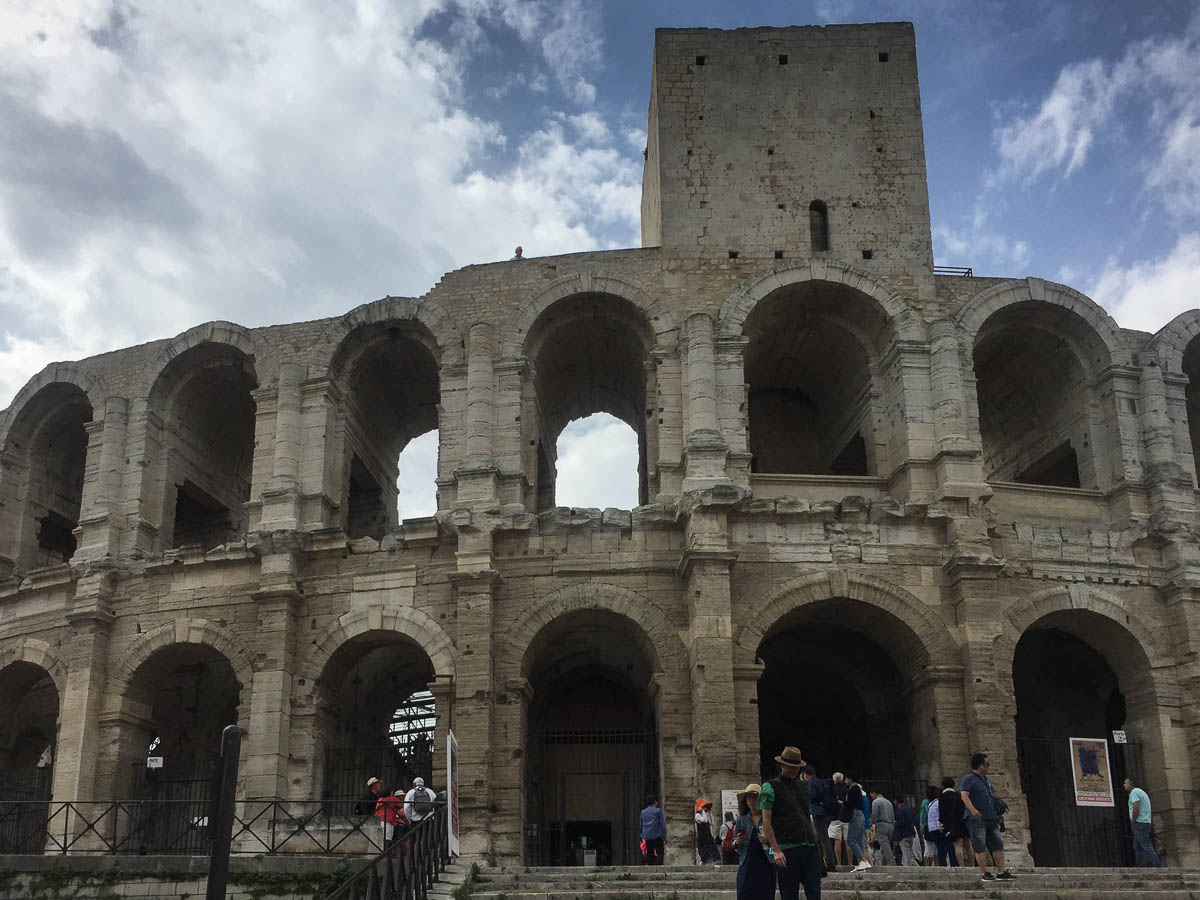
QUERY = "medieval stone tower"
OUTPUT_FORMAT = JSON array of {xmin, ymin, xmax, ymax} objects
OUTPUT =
[{"xmin": 3, "ymin": 22, "xmax": 1200, "ymax": 869}]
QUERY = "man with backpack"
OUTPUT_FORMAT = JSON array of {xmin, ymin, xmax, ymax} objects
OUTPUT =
[
  {"xmin": 801, "ymin": 766, "xmax": 835, "ymax": 871},
  {"xmin": 404, "ymin": 776, "xmax": 437, "ymax": 825}
]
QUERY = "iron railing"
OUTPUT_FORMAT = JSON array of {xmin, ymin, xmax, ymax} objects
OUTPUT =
[
  {"xmin": 933, "ymin": 265, "xmax": 973, "ymax": 276},
  {"xmin": 0, "ymin": 798, "xmax": 443, "ymax": 856},
  {"xmin": 324, "ymin": 805, "xmax": 450, "ymax": 900}
]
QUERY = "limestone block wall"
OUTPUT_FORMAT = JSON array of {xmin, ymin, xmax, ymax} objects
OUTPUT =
[{"xmin": 5, "ymin": 21, "xmax": 1200, "ymax": 873}]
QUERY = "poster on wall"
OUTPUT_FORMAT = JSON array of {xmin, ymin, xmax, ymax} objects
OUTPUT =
[
  {"xmin": 721, "ymin": 790, "xmax": 740, "ymax": 826},
  {"xmin": 448, "ymin": 729, "xmax": 460, "ymax": 856},
  {"xmin": 1069, "ymin": 736, "xmax": 1115, "ymax": 807}
]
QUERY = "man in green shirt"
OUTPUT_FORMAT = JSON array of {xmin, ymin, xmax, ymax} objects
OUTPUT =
[
  {"xmin": 759, "ymin": 745, "xmax": 821, "ymax": 899},
  {"xmin": 1123, "ymin": 777, "xmax": 1160, "ymax": 867}
]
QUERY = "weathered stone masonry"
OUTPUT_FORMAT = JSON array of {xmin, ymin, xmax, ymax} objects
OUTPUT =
[{"xmin": 4, "ymin": 22, "xmax": 1200, "ymax": 868}]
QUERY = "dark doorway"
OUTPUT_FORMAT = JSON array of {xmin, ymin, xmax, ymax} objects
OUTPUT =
[
  {"xmin": 527, "ymin": 675, "xmax": 656, "ymax": 866},
  {"xmin": 1014, "ymin": 626, "xmax": 1140, "ymax": 866},
  {"xmin": 757, "ymin": 622, "xmax": 913, "ymax": 784}
]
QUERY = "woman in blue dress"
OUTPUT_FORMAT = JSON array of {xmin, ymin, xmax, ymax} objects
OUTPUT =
[{"xmin": 735, "ymin": 783, "xmax": 776, "ymax": 900}]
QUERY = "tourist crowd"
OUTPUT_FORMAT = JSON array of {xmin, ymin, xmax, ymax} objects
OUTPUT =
[{"xmin": 642, "ymin": 747, "xmax": 1160, "ymax": 900}]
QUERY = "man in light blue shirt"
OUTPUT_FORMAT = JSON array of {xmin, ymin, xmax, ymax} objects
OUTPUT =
[
  {"xmin": 1123, "ymin": 777, "xmax": 1160, "ymax": 867},
  {"xmin": 640, "ymin": 795, "xmax": 667, "ymax": 865}
]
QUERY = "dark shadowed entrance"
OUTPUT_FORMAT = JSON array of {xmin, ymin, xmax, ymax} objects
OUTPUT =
[
  {"xmin": 524, "ymin": 611, "xmax": 659, "ymax": 866},
  {"xmin": 755, "ymin": 597, "xmax": 941, "ymax": 804},
  {"xmin": 1014, "ymin": 619, "xmax": 1149, "ymax": 866}
]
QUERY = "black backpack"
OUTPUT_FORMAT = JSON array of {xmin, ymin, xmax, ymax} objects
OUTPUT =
[{"xmin": 413, "ymin": 788, "xmax": 433, "ymax": 816}]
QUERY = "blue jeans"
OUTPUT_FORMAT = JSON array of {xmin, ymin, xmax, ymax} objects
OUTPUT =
[
  {"xmin": 1132, "ymin": 821, "xmax": 1160, "ymax": 867},
  {"xmin": 848, "ymin": 810, "xmax": 867, "ymax": 860},
  {"xmin": 775, "ymin": 845, "xmax": 821, "ymax": 900}
]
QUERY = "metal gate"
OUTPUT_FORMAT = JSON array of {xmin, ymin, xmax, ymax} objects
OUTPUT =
[
  {"xmin": 0, "ymin": 766, "xmax": 53, "ymax": 853},
  {"xmin": 527, "ymin": 728, "xmax": 658, "ymax": 867},
  {"xmin": 123, "ymin": 755, "xmax": 218, "ymax": 854},
  {"xmin": 1016, "ymin": 736, "xmax": 1144, "ymax": 866}
]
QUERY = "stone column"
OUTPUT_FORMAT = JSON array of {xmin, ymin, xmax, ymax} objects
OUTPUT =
[
  {"xmin": 949, "ymin": 563, "xmax": 1033, "ymax": 868},
  {"xmin": 299, "ymin": 377, "xmax": 341, "ymax": 529},
  {"xmin": 53, "ymin": 571, "xmax": 116, "ymax": 798},
  {"xmin": 682, "ymin": 314, "xmax": 729, "ymax": 491},
  {"xmin": 243, "ymin": 551, "xmax": 302, "ymax": 802},
  {"xmin": 715, "ymin": 335, "xmax": 751, "ymax": 489},
  {"xmin": 75, "ymin": 398, "xmax": 128, "ymax": 562},
  {"xmin": 120, "ymin": 403, "xmax": 164, "ymax": 556},
  {"xmin": 928, "ymin": 320, "xmax": 988, "ymax": 503},
  {"xmin": 259, "ymin": 364, "xmax": 306, "ymax": 530},
  {"xmin": 464, "ymin": 324, "xmax": 496, "ymax": 469},
  {"xmin": 732, "ymin": 662, "xmax": 763, "ymax": 783},
  {"xmin": 449, "ymin": 568, "xmax": 500, "ymax": 861},
  {"xmin": 679, "ymin": 545, "xmax": 739, "ymax": 799},
  {"xmin": 51, "ymin": 571, "xmax": 117, "ymax": 849}
]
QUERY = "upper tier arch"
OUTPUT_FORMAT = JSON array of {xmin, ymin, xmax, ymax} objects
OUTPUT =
[
  {"xmin": 0, "ymin": 363, "xmax": 102, "ymax": 452},
  {"xmin": 326, "ymin": 296, "xmax": 465, "ymax": 372},
  {"xmin": 499, "ymin": 272, "xmax": 677, "ymax": 360},
  {"xmin": 956, "ymin": 278, "xmax": 1127, "ymax": 367},
  {"xmin": 1151, "ymin": 309, "xmax": 1200, "ymax": 374},
  {"xmin": 136, "ymin": 321, "xmax": 260, "ymax": 400},
  {"xmin": 717, "ymin": 259, "xmax": 927, "ymax": 343}
]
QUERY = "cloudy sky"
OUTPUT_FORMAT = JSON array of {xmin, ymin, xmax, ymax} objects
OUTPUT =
[{"xmin": 1, "ymin": 0, "xmax": 1198, "ymax": 517}]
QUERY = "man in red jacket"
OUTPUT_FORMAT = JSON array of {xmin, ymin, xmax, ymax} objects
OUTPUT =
[{"xmin": 376, "ymin": 788, "xmax": 407, "ymax": 848}]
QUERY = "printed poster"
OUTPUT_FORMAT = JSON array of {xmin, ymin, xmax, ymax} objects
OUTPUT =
[
  {"xmin": 721, "ymin": 790, "xmax": 740, "ymax": 825},
  {"xmin": 448, "ymin": 729, "xmax": 460, "ymax": 855},
  {"xmin": 1069, "ymin": 736, "xmax": 1115, "ymax": 807}
]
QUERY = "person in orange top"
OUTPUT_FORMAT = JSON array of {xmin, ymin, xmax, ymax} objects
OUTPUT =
[
  {"xmin": 376, "ymin": 788, "xmax": 407, "ymax": 847},
  {"xmin": 695, "ymin": 797, "xmax": 721, "ymax": 863}
]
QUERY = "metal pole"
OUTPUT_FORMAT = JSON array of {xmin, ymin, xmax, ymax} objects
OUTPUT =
[{"xmin": 206, "ymin": 725, "xmax": 245, "ymax": 900}]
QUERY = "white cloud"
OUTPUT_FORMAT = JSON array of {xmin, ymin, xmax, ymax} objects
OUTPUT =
[
  {"xmin": 990, "ymin": 14, "xmax": 1200, "ymax": 214},
  {"xmin": 0, "ymin": 1, "xmax": 639, "ymax": 408},
  {"xmin": 933, "ymin": 217, "xmax": 1030, "ymax": 274},
  {"xmin": 1088, "ymin": 234, "xmax": 1200, "ymax": 333},
  {"xmin": 554, "ymin": 413, "xmax": 639, "ymax": 510}
]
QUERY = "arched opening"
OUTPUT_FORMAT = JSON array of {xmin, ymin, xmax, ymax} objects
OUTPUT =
[
  {"xmin": 743, "ymin": 283, "xmax": 892, "ymax": 475},
  {"xmin": 152, "ymin": 344, "xmax": 257, "ymax": 551},
  {"xmin": 114, "ymin": 643, "xmax": 242, "ymax": 853},
  {"xmin": 335, "ymin": 323, "xmax": 440, "ymax": 538},
  {"xmin": 755, "ymin": 598, "xmax": 938, "ymax": 800},
  {"xmin": 396, "ymin": 429, "xmax": 440, "ymax": 520},
  {"xmin": 809, "ymin": 201, "xmax": 830, "ymax": 252},
  {"xmin": 523, "ymin": 610, "xmax": 660, "ymax": 866},
  {"xmin": 526, "ymin": 294, "xmax": 654, "ymax": 512},
  {"xmin": 973, "ymin": 303, "xmax": 1108, "ymax": 489},
  {"xmin": 1013, "ymin": 610, "xmax": 1157, "ymax": 866},
  {"xmin": 1, "ymin": 383, "xmax": 92, "ymax": 571},
  {"xmin": 316, "ymin": 632, "xmax": 437, "ymax": 811},
  {"xmin": 1182, "ymin": 335, "xmax": 1200, "ymax": 486},
  {"xmin": 0, "ymin": 661, "xmax": 58, "ymax": 852},
  {"xmin": 553, "ymin": 413, "xmax": 641, "ymax": 510}
]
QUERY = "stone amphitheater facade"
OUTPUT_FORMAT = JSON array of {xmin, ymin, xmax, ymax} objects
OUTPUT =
[{"xmin": 3, "ymin": 22, "xmax": 1200, "ymax": 868}]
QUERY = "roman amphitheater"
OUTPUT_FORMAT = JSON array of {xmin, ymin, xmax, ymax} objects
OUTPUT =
[{"xmin": 3, "ymin": 22, "xmax": 1200, "ymax": 871}]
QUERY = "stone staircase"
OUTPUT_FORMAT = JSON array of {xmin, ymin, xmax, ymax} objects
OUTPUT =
[{"xmin": 433, "ymin": 863, "xmax": 1200, "ymax": 899}]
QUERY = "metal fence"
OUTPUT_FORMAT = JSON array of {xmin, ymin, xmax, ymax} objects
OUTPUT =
[
  {"xmin": 0, "ymin": 798, "xmax": 433, "ymax": 856},
  {"xmin": 324, "ymin": 804, "xmax": 450, "ymax": 900},
  {"xmin": 1017, "ymin": 736, "xmax": 1144, "ymax": 867}
]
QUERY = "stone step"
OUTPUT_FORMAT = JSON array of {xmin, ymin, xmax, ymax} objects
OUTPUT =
[
  {"xmin": 460, "ymin": 868, "xmax": 1200, "ymax": 883},
  {"xmin": 466, "ymin": 893, "xmax": 1200, "ymax": 900},
  {"xmin": 461, "ymin": 867, "xmax": 1200, "ymax": 899}
]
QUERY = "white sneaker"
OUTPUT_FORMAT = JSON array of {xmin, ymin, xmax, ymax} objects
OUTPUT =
[{"xmin": 853, "ymin": 860, "xmax": 872, "ymax": 871}]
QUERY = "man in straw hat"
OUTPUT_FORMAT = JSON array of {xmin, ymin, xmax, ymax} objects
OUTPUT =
[{"xmin": 759, "ymin": 746, "xmax": 822, "ymax": 899}]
